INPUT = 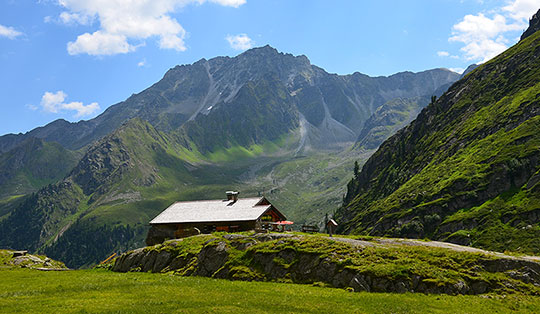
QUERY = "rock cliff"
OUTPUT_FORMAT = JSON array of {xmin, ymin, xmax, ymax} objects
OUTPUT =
[{"xmin": 521, "ymin": 8, "xmax": 540, "ymax": 40}]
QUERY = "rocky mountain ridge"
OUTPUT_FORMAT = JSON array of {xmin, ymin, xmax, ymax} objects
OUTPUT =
[{"xmin": 0, "ymin": 45, "xmax": 459, "ymax": 154}]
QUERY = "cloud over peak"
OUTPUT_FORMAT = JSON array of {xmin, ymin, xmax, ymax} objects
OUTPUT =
[
  {"xmin": 41, "ymin": 91, "xmax": 100, "ymax": 118},
  {"xmin": 58, "ymin": 0, "xmax": 246, "ymax": 56},
  {"xmin": 226, "ymin": 33, "xmax": 253, "ymax": 50}
]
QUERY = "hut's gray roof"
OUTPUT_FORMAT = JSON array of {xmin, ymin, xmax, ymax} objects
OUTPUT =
[{"xmin": 149, "ymin": 197, "xmax": 274, "ymax": 224}]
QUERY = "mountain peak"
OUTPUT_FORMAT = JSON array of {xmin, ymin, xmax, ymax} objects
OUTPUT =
[
  {"xmin": 521, "ymin": 8, "xmax": 540, "ymax": 40},
  {"xmin": 239, "ymin": 44, "xmax": 279, "ymax": 56},
  {"xmin": 461, "ymin": 64, "xmax": 478, "ymax": 77}
]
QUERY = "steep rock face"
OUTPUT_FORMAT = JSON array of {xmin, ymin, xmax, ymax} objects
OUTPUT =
[
  {"xmin": 178, "ymin": 73, "xmax": 300, "ymax": 153},
  {"xmin": 111, "ymin": 233, "xmax": 540, "ymax": 295},
  {"xmin": 521, "ymin": 8, "xmax": 540, "ymax": 40},
  {"xmin": 337, "ymin": 19, "xmax": 540, "ymax": 253}
]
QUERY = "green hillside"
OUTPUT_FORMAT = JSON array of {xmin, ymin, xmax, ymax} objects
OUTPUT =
[
  {"xmin": 0, "ymin": 119, "xmax": 236, "ymax": 266},
  {"xmin": 0, "ymin": 137, "xmax": 81, "ymax": 198},
  {"xmin": 355, "ymin": 96, "xmax": 430, "ymax": 150},
  {"xmin": 337, "ymin": 26, "xmax": 540, "ymax": 254}
]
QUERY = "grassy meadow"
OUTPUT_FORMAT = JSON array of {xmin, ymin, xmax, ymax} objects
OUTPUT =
[{"xmin": 1, "ymin": 268, "xmax": 539, "ymax": 313}]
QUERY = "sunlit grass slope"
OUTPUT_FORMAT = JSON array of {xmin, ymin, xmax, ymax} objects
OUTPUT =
[{"xmin": 1, "ymin": 269, "xmax": 539, "ymax": 314}]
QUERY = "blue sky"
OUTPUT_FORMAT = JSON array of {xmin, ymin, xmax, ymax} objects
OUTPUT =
[{"xmin": 0, "ymin": 0, "xmax": 537, "ymax": 135}]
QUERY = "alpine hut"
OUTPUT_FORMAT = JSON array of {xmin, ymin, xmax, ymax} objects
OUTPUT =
[{"xmin": 145, "ymin": 191, "xmax": 287, "ymax": 245}]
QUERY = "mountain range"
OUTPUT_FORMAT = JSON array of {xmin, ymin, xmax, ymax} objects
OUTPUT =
[{"xmin": 0, "ymin": 45, "xmax": 462, "ymax": 267}]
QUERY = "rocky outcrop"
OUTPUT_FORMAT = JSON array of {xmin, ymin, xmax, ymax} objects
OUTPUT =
[
  {"xmin": 521, "ymin": 8, "xmax": 540, "ymax": 40},
  {"xmin": 145, "ymin": 225, "xmax": 177, "ymax": 246},
  {"xmin": 112, "ymin": 234, "xmax": 540, "ymax": 295},
  {"xmin": 0, "ymin": 249, "xmax": 68, "ymax": 270}
]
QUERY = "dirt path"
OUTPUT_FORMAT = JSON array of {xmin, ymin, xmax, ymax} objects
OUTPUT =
[{"xmin": 328, "ymin": 236, "xmax": 540, "ymax": 263}]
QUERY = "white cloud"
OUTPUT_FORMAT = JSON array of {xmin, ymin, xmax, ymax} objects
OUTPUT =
[
  {"xmin": 502, "ymin": 0, "xmax": 539, "ymax": 21},
  {"xmin": 57, "ymin": 0, "xmax": 246, "ymax": 56},
  {"xmin": 225, "ymin": 33, "xmax": 253, "ymax": 50},
  {"xmin": 450, "ymin": 13, "xmax": 521, "ymax": 62},
  {"xmin": 59, "ymin": 12, "xmax": 94, "ymax": 25},
  {"xmin": 68, "ymin": 31, "xmax": 134, "ymax": 56},
  {"xmin": 437, "ymin": 51, "xmax": 450, "ymax": 57},
  {"xmin": 0, "ymin": 24, "xmax": 23, "ymax": 39},
  {"xmin": 61, "ymin": 101, "xmax": 100, "ymax": 117},
  {"xmin": 449, "ymin": 67, "xmax": 466, "ymax": 74},
  {"xmin": 41, "ymin": 91, "xmax": 67, "ymax": 113},
  {"xmin": 448, "ymin": 0, "xmax": 538, "ymax": 63},
  {"xmin": 138, "ymin": 59, "xmax": 146, "ymax": 67},
  {"xmin": 211, "ymin": 0, "xmax": 246, "ymax": 7},
  {"xmin": 40, "ymin": 91, "xmax": 100, "ymax": 118}
]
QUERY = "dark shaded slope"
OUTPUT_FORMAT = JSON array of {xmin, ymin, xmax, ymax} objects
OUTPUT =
[
  {"xmin": 0, "ymin": 181, "xmax": 85, "ymax": 252},
  {"xmin": 337, "ymin": 25, "xmax": 540, "ymax": 254}
]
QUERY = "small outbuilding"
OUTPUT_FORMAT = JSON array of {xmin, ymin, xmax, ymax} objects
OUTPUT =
[
  {"xmin": 145, "ymin": 192, "xmax": 287, "ymax": 245},
  {"xmin": 326, "ymin": 219, "xmax": 338, "ymax": 237}
]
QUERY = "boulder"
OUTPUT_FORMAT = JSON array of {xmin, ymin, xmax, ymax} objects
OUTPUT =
[
  {"xmin": 195, "ymin": 241, "xmax": 229, "ymax": 277},
  {"xmin": 12, "ymin": 251, "xmax": 28, "ymax": 258}
]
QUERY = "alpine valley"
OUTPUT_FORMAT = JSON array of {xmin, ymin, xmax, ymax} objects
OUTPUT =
[{"xmin": 0, "ymin": 45, "xmax": 462, "ymax": 267}]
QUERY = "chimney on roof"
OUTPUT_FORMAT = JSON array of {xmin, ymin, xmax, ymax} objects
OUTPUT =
[{"xmin": 226, "ymin": 191, "xmax": 239, "ymax": 202}]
